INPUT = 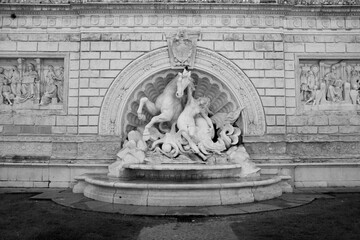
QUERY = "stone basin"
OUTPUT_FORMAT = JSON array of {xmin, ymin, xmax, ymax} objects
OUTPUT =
[
  {"xmin": 122, "ymin": 163, "xmax": 243, "ymax": 180},
  {"xmin": 73, "ymin": 173, "xmax": 292, "ymax": 206}
]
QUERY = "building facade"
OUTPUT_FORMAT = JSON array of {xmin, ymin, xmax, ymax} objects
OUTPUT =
[{"xmin": 1, "ymin": 0, "xmax": 360, "ymax": 188}]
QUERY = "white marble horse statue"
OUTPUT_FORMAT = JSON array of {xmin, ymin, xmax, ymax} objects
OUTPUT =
[{"xmin": 137, "ymin": 68, "xmax": 194, "ymax": 141}]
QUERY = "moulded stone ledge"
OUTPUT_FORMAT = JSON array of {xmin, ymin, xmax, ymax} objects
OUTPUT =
[{"xmin": 74, "ymin": 173, "xmax": 290, "ymax": 206}]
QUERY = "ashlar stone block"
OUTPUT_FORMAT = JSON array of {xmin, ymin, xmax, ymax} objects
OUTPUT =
[
  {"xmin": 89, "ymin": 78, "xmax": 113, "ymax": 88},
  {"xmin": 307, "ymin": 116, "xmax": 328, "ymax": 125},
  {"xmin": 297, "ymin": 126, "xmax": 318, "ymax": 134},
  {"xmin": 110, "ymin": 60, "xmax": 131, "ymax": 69},
  {"xmin": 305, "ymin": 43, "xmax": 326, "ymax": 52},
  {"xmin": 326, "ymin": 43, "xmax": 346, "ymax": 52},
  {"xmin": 89, "ymin": 97, "xmax": 103, "ymax": 107},
  {"xmin": 17, "ymin": 42, "xmax": 37, "ymax": 51},
  {"xmin": 131, "ymin": 42, "xmax": 150, "ymax": 51},
  {"xmin": 234, "ymin": 42, "xmax": 253, "ymax": 51},
  {"xmin": 347, "ymin": 43, "xmax": 360, "ymax": 52},
  {"xmin": 267, "ymin": 126, "xmax": 286, "ymax": 134},
  {"xmin": 56, "ymin": 116, "xmax": 77, "ymax": 126},
  {"xmin": 78, "ymin": 126, "xmax": 98, "ymax": 134},
  {"xmin": 255, "ymin": 60, "xmax": 274, "ymax": 69},
  {"xmin": 91, "ymin": 42, "xmax": 110, "ymax": 51},
  {"xmin": 318, "ymin": 126, "xmax": 339, "ymax": 134},
  {"xmin": 59, "ymin": 42, "xmax": 79, "ymax": 52},
  {"xmin": 214, "ymin": 41, "xmax": 234, "ymax": 51},
  {"xmin": 264, "ymin": 33, "xmax": 283, "ymax": 42},
  {"xmin": 264, "ymin": 107, "xmax": 285, "ymax": 115},
  {"xmin": 110, "ymin": 42, "xmax": 130, "ymax": 51},
  {"xmin": 90, "ymin": 60, "xmax": 109, "ymax": 70},
  {"xmin": 287, "ymin": 116, "xmax": 308, "ymax": 126},
  {"xmin": 261, "ymin": 96, "xmax": 276, "ymax": 106},
  {"xmin": 265, "ymin": 70, "xmax": 285, "ymax": 78},
  {"xmin": 8, "ymin": 34, "xmax": 28, "ymax": 41},
  {"xmin": 38, "ymin": 42, "xmax": 58, "ymax": 52},
  {"xmin": 254, "ymin": 42, "xmax": 273, "ymax": 51}
]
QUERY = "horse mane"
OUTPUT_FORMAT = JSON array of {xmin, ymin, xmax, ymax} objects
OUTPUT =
[{"xmin": 164, "ymin": 73, "xmax": 180, "ymax": 91}]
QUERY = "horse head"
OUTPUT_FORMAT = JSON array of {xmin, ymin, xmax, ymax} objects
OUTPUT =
[{"xmin": 176, "ymin": 69, "xmax": 194, "ymax": 98}]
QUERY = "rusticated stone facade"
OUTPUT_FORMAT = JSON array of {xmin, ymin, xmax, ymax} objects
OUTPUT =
[{"xmin": 1, "ymin": 2, "xmax": 360, "ymax": 188}]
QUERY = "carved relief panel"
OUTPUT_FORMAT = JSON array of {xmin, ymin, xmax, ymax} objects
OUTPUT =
[
  {"xmin": 0, "ymin": 55, "xmax": 67, "ymax": 112},
  {"xmin": 298, "ymin": 58, "xmax": 360, "ymax": 111}
]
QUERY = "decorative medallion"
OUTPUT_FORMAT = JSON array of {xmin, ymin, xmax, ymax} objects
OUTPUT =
[
  {"xmin": 208, "ymin": 15, "xmax": 216, "ymax": 26},
  {"xmin": 105, "ymin": 15, "xmax": 114, "ymax": 25},
  {"xmin": 32, "ymin": 16, "xmax": 42, "ymax": 27},
  {"xmin": 167, "ymin": 30, "xmax": 200, "ymax": 69},
  {"xmin": 18, "ymin": 18, "xmax": 27, "ymax": 27},
  {"xmin": 336, "ymin": 18, "xmax": 345, "ymax": 28},
  {"xmin": 307, "ymin": 17, "xmax": 316, "ymax": 28},
  {"xmin": 350, "ymin": 18, "xmax": 359, "ymax": 28},
  {"xmin": 222, "ymin": 15, "xmax": 231, "ymax": 26},
  {"xmin": 134, "ymin": 15, "xmax": 143, "ymax": 25},
  {"xmin": 193, "ymin": 15, "xmax": 202, "ymax": 25},
  {"xmin": 63, "ymin": 16, "xmax": 72, "ymax": 26},
  {"xmin": 149, "ymin": 15, "xmax": 158, "ymax": 25},
  {"xmin": 90, "ymin": 15, "xmax": 99, "ymax": 25},
  {"xmin": 178, "ymin": 15, "xmax": 187, "ymax": 25},
  {"xmin": 293, "ymin": 17, "xmax": 302, "ymax": 28},
  {"xmin": 321, "ymin": 18, "xmax": 331, "ymax": 28},
  {"xmin": 265, "ymin": 16, "xmax": 274, "ymax": 26},
  {"xmin": 48, "ymin": 17, "xmax": 56, "ymax": 27},
  {"xmin": 164, "ymin": 15, "xmax": 172, "ymax": 25},
  {"xmin": 250, "ymin": 16, "xmax": 260, "ymax": 26},
  {"xmin": 236, "ymin": 15, "xmax": 244, "ymax": 26},
  {"xmin": 120, "ymin": 15, "xmax": 128, "ymax": 25}
]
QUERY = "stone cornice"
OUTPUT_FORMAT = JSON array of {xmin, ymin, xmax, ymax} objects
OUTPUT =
[{"xmin": 0, "ymin": 3, "xmax": 359, "ymax": 16}]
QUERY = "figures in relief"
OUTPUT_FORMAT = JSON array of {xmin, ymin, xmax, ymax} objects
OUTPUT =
[
  {"xmin": 300, "ymin": 60, "xmax": 360, "ymax": 106},
  {"xmin": 20, "ymin": 63, "xmax": 38, "ymax": 102},
  {"xmin": 10, "ymin": 66, "xmax": 21, "ymax": 98},
  {"xmin": 0, "ymin": 58, "xmax": 64, "ymax": 107},
  {"xmin": 40, "ymin": 65, "xmax": 64, "ymax": 105},
  {"xmin": 0, "ymin": 67, "xmax": 14, "ymax": 105}
]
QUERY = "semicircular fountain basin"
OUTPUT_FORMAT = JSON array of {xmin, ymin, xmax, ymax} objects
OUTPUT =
[{"xmin": 73, "ymin": 163, "xmax": 292, "ymax": 207}]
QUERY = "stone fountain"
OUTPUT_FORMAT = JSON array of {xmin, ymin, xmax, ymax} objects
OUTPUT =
[{"xmin": 73, "ymin": 68, "xmax": 292, "ymax": 206}]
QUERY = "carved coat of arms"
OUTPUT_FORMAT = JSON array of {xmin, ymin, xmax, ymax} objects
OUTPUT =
[{"xmin": 167, "ymin": 30, "xmax": 199, "ymax": 69}]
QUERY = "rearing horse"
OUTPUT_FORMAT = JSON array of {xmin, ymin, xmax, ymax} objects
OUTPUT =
[{"xmin": 137, "ymin": 69, "xmax": 194, "ymax": 141}]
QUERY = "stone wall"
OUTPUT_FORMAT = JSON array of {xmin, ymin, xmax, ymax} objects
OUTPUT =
[{"xmin": 1, "ymin": 3, "xmax": 360, "ymax": 187}]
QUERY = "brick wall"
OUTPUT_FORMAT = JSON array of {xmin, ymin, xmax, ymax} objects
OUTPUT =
[{"xmin": 198, "ymin": 32, "xmax": 286, "ymax": 135}]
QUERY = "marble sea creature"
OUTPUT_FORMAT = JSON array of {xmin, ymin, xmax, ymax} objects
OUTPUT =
[
  {"xmin": 150, "ymin": 122, "xmax": 186, "ymax": 158},
  {"xmin": 108, "ymin": 130, "xmax": 147, "ymax": 177},
  {"xmin": 211, "ymin": 107, "xmax": 244, "ymax": 148}
]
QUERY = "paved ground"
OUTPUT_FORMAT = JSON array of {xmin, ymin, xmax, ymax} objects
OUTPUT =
[
  {"xmin": 1, "ymin": 188, "xmax": 360, "ymax": 240},
  {"xmin": 27, "ymin": 188, "xmax": 332, "ymax": 216}
]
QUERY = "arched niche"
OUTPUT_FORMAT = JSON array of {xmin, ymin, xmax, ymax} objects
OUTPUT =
[{"xmin": 99, "ymin": 47, "xmax": 266, "ymax": 138}]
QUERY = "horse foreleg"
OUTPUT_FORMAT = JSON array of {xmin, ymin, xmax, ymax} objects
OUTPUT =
[
  {"xmin": 137, "ymin": 97, "xmax": 158, "ymax": 121},
  {"xmin": 143, "ymin": 113, "xmax": 172, "ymax": 141}
]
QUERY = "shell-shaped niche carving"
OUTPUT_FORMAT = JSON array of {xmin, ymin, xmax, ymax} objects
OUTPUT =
[{"xmin": 123, "ymin": 69, "xmax": 240, "ymax": 136}]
